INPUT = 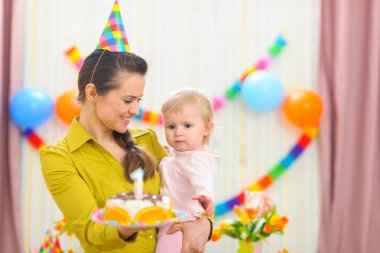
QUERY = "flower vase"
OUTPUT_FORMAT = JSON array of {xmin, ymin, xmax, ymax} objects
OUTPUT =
[
  {"xmin": 237, "ymin": 240, "xmax": 263, "ymax": 253},
  {"xmin": 252, "ymin": 242, "xmax": 262, "ymax": 253}
]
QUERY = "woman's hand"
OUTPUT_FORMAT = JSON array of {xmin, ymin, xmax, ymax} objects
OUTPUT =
[
  {"xmin": 117, "ymin": 227, "xmax": 139, "ymax": 241},
  {"xmin": 163, "ymin": 145, "xmax": 174, "ymax": 156},
  {"xmin": 192, "ymin": 195, "xmax": 214, "ymax": 216},
  {"xmin": 167, "ymin": 217, "xmax": 211, "ymax": 253}
]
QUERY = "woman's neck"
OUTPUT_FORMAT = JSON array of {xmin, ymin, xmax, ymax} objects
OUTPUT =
[{"xmin": 79, "ymin": 104, "xmax": 113, "ymax": 145}]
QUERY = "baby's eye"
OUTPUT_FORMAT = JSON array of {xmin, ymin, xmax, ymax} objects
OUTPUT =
[
  {"xmin": 167, "ymin": 125, "xmax": 175, "ymax": 130},
  {"xmin": 184, "ymin": 124, "xmax": 192, "ymax": 128}
]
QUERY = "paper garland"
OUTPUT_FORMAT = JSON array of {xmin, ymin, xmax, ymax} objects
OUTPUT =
[
  {"xmin": 215, "ymin": 127, "xmax": 318, "ymax": 217},
  {"xmin": 64, "ymin": 46, "xmax": 84, "ymax": 71}
]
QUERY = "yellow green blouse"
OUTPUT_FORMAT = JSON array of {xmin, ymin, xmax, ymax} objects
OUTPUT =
[{"xmin": 40, "ymin": 118, "xmax": 168, "ymax": 253}]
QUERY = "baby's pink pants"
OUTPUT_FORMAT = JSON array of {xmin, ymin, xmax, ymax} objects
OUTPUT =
[{"xmin": 155, "ymin": 224, "xmax": 182, "ymax": 253}]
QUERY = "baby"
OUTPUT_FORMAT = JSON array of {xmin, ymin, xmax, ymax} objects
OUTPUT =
[{"xmin": 156, "ymin": 88, "xmax": 219, "ymax": 253}]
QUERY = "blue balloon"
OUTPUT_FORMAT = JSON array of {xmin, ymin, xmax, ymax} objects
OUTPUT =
[
  {"xmin": 10, "ymin": 88, "xmax": 54, "ymax": 128},
  {"xmin": 241, "ymin": 71, "xmax": 284, "ymax": 112}
]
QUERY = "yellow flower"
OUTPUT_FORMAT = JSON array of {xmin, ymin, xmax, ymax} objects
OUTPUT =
[
  {"xmin": 233, "ymin": 205, "xmax": 250, "ymax": 224},
  {"xmin": 220, "ymin": 219, "xmax": 233, "ymax": 230}
]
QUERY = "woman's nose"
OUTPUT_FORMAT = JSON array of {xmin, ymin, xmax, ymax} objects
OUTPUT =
[{"xmin": 129, "ymin": 102, "xmax": 140, "ymax": 116}]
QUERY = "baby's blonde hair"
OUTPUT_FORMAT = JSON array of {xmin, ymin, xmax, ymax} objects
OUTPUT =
[{"xmin": 161, "ymin": 88, "xmax": 214, "ymax": 145}]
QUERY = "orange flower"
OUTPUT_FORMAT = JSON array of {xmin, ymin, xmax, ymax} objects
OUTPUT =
[
  {"xmin": 211, "ymin": 228, "xmax": 222, "ymax": 242},
  {"xmin": 245, "ymin": 208, "xmax": 258, "ymax": 219},
  {"xmin": 270, "ymin": 214, "xmax": 288, "ymax": 230},
  {"xmin": 262, "ymin": 224, "xmax": 273, "ymax": 234},
  {"xmin": 233, "ymin": 205, "xmax": 250, "ymax": 224},
  {"xmin": 278, "ymin": 249, "xmax": 289, "ymax": 253},
  {"xmin": 278, "ymin": 217, "xmax": 289, "ymax": 229},
  {"xmin": 54, "ymin": 217, "xmax": 74, "ymax": 237},
  {"xmin": 54, "ymin": 223, "xmax": 62, "ymax": 231}
]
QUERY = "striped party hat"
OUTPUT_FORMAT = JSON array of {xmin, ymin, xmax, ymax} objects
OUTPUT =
[{"xmin": 96, "ymin": 0, "xmax": 130, "ymax": 52}]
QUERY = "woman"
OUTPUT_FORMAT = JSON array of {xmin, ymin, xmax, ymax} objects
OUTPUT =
[{"xmin": 40, "ymin": 49, "xmax": 212, "ymax": 253}]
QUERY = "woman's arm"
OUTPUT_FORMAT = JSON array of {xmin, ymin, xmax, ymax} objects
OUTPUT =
[
  {"xmin": 167, "ymin": 217, "xmax": 212, "ymax": 253},
  {"xmin": 40, "ymin": 145, "xmax": 135, "ymax": 250}
]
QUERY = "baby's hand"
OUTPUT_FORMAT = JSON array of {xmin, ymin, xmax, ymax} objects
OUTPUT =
[{"xmin": 192, "ymin": 195, "xmax": 214, "ymax": 216}]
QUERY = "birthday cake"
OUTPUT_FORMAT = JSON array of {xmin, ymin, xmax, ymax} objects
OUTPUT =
[{"xmin": 103, "ymin": 192, "xmax": 173, "ymax": 225}]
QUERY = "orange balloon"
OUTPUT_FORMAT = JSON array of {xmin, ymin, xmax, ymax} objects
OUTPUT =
[
  {"xmin": 282, "ymin": 89, "xmax": 323, "ymax": 129},
  {"xmin": 55, "ymin": 90, "xmax": 81, "ymax": 125}
]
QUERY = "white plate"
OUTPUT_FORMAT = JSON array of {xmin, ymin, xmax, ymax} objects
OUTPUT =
[{"xmin": 92, "ymin": 208, "xmax": 191, "ymax": 228}]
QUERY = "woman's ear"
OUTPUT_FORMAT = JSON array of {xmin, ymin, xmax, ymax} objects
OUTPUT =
[{"xmin": 85, "ymin": 83, "xmax": 97, "ymax": 103}]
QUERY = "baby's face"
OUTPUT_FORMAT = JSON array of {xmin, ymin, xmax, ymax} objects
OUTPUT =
[{"xmin": 163, "ymin": 105, "xmax": 211, "ymax": 152}]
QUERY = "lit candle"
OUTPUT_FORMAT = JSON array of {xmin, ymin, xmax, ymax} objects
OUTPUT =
[{"xmin": 130, "ymin": 167, "xmax": 144, "ymax": 197}]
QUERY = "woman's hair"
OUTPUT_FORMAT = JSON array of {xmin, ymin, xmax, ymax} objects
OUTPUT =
[
  {"xmin": 77, "ymin": 49, "xmax": 148, "ymax": 101},
  {"xmin": 78, "ymin": 49, "xmax": 156, "ymax": 182},
  {"xmin": 161, "ymin": 88, "xmax": 214, "ymax": 145}
]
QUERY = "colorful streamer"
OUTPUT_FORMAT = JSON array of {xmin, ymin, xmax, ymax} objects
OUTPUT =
[
  {"xmin": 23, "ymin": 129, "xmax": 46, "ymax": 149},
  {"xmin": 213, "ymin": 35, "xmax": 287, "ymax": 112},
  {"xmin": 64, "ymin": 46, "xmax": 84, "ymax": 71},
  {"xmin": 215, "ymin": 127, "xmax": 318, "ymax": 217}
]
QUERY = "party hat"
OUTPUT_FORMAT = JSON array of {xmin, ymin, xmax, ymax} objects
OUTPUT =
[
  {"xmin": 96, "ymin": 0, "xmax": 130, "ymax": 52},
  {"xmin": 51, "ymin": 237, "xmax": 63, "ymax": 253},
  {"xmin": 39, "ymin": 230, "xmax": 54, "ymax": 253}
]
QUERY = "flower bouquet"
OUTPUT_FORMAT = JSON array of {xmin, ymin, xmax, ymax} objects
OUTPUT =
[{"xmin": 212, "ymin": 191, "xmax": 288, "ymax": 253}]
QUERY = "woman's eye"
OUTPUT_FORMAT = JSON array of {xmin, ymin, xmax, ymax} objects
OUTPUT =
[{"xmin": 123, "ymin": 98, "xmax": 142, "ymax": 104}]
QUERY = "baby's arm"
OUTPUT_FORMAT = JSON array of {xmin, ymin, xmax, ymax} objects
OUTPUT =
[{"xmin": 185, "ymin": 152, "xmax": 218, "ymax": 216}]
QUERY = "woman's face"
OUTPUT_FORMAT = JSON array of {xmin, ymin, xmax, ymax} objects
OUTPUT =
[{"xmin": 95, "ymin": 72, "xmax": 145, "ymax": 133}]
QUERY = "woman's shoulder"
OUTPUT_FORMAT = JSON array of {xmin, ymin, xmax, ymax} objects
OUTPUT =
[
  {"xmin": 39, "ymin": 138, "xmax": 73, "ymax": 174},
  {"xmin": 128, "ymin": 127, "xmax": 168, "ymax": 161},
  {"xmin": 129, "ymin": 127, "xmax": 161, "ymax": 145},
  {"xmin": 40, "ymin": 138, "xmax": 68, "ymax": 153},
  {"xmin": 128, "ymin": 127, "xmax": 156, "ymax": 138},
  {"xmin": 39, "ymin": 138, "xmax": 72, "ymax": 162}
]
